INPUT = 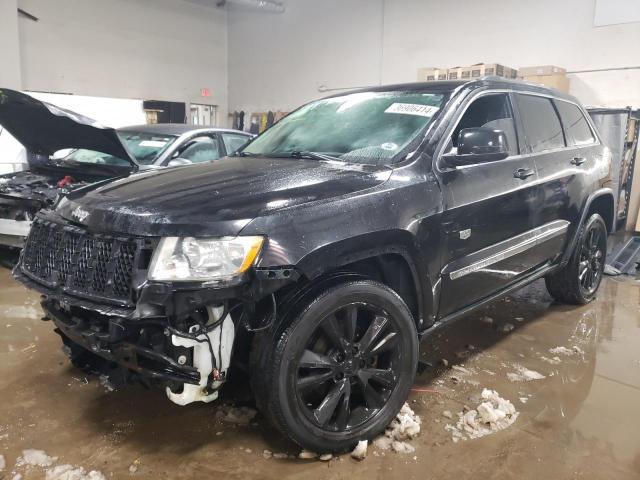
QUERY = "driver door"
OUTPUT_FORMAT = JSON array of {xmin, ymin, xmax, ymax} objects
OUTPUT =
[{"xmin": 436, "ymin": 92, "xmax": 540, "ymax": 317}]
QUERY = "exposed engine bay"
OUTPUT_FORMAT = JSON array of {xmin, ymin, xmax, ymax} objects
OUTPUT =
[
  {"xmin": 0, "ymin": 161, "xmax": 132, "ymax": 248},
  {"xmin": 0, "ymin": 170, "xmax": 91, "ymax": 248},
  {"xmin": 0, "ymin": 170, "xmax": 88, "ymax": 209}
]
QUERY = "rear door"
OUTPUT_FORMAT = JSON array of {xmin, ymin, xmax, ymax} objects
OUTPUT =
[
  {"xmin": 437, "ymin": 91, "xmax": 541, "ymax": 317},
  {"xmin": 220, "ymin": 132, "xmax": 253, "ymax": 156},
  {"xmin": 170, "ymin": 134, "xmax": 222, "ymax": 164},
  {"xmin": 514, "ymin": 94, "xmax": 597, "ymax": 261}
]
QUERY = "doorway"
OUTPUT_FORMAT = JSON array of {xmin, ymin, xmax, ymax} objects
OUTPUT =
[{"xmin": 190, "ymin": 104, "xmax": 217, "ymax": 126}]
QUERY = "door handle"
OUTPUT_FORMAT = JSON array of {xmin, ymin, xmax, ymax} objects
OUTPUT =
[
  {"xmin": 571, "ymin": 157, "xmax": 586, "ymax": 166},
  {"xmin": 513, "ymin": 167, "xmax": 535, "ymax": 180}
]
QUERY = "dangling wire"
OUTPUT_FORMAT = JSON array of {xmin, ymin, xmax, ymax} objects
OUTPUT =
[{"xmin": 243, "ymin": 294, "xmax": 276, "ymax": 332}]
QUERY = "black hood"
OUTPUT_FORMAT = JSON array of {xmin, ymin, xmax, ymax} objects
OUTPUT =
[
  {"xmin": 0, "ymin": 88, "xmax": 137, "ymax": 168},
  {"xmin": 57, "ymin": 156, "xmax": 391, "ymax": 237}
]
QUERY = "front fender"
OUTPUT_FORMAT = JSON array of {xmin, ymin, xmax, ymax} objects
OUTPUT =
[{"xmin": 291, "ymin": 230, "xmax": 435, "ymax": 330}]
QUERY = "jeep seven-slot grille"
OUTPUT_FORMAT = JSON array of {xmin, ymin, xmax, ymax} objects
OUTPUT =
[{"xmin": 22, "ymin": 220, "xmax": 138, "ymax": 304}]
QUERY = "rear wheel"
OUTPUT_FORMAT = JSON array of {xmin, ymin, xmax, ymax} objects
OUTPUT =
[
  {"xmin": 545, "ymin": 213, "xmax": 607, "ymax": 304},
  {"xmin": 251, "ymin": 279, "xmax": 418, "ymax": 453}
]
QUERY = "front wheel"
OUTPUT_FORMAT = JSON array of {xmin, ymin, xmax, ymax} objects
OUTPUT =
[
  {"xmin": 545, "ymin": 213, "xmax": 607, "ymax": 304},
  {"xmin": 253, "ymin": 279, "xmax": 418, "ymax": 453}
]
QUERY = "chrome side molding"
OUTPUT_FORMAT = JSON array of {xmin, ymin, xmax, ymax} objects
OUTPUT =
[{"xmin": 449, "ymin": 220, "xmax": 569, "ymax": 280}]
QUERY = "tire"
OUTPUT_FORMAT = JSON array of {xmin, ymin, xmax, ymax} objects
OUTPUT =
[
  {"xmin": 250, "ymin": 279, "xmax": 418, "ymax": 453},
  {"xmin": 545, "ymin": 213, "xmax": 607, "ymax": 305}
]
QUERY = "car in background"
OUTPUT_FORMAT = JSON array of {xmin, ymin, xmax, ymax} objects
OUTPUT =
[{"xmin": 0, "ymin": 88, "xmax": 253, "ymax": 248}]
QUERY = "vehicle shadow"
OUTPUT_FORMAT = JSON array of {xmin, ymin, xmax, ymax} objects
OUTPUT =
[{"xmin": 0, "ymin": 246, "xmax": 19, "ymax": 269}]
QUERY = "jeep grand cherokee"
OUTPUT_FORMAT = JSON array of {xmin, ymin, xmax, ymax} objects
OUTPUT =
[{"xmin": 13, "ymin": 77, "xmax": 613, "ymax": 453}]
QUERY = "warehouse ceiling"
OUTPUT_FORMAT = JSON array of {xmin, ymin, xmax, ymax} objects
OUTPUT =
[{"xmin": 183, "ymin": 0, "xmax": 285, "ymax": 13}]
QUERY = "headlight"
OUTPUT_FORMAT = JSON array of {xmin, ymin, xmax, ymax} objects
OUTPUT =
[{"xmin": 148, "ymin": 236, "xmax": 264, "ymax": 281}]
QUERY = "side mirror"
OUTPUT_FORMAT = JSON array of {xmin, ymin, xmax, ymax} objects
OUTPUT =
[
  {"xmin": 441, "ymin": 127, "xmax": 509, "ymax": 168},
  {"xmin": 167, "ymin": 158, "xmax": 193, "ymax": 167}
]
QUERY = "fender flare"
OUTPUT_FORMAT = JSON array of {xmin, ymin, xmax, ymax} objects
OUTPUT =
[
  {"xmin": 294, "ymin": 232, "xmax": 434, "ymax": 329},
  {"xmin": 561, "ymin": 187, "xmax": 614, "ymax": 265}
]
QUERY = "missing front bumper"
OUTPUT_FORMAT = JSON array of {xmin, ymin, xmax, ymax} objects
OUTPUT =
[{"xmin": 42, "ymin": 300, "xmax": 238, "ymax": 400}]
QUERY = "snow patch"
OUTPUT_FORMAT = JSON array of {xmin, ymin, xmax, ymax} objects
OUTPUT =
[
  {"xmin": 372, "ymin": 402, "xmax": 421, "ymax": 454},
  {"xmin": 549, "ymin": 346, "xmax": 583, "ymax": 356},
  {"xmin": 444, "ymin": 389, "xmax": 519, "ymax": 442},
  {"xmin": 45, "ymin": 464, "xmax": 106, "ymax": 480},
  {"xmin": 16, "ymin": 449, "xmax": 57, "ymax": 467},
  {"xmin": 298, "ymin": 450, "xmax": 317, "ymax": 459},
  {"xmin": 0, "ymin": 454, "xmax": 5, "ymax": 471},
  {"xmin": 540, "ymin": 355, "xmax": 562, "ymax": 365},
  {"xmin": 507, "ymin": 364, "xmax": 545, "ymax": 382},
  {"xmin": 350, "ymin": 440, "xmax": 367, "ymax": 460},
  {"xmin": 99, "ymin": 375, "xmax": 115, "ymax": 392}
]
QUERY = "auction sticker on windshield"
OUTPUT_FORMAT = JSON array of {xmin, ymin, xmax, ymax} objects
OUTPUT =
[{"xmin": 385, "ymin": 103, "xmax": 439, "ymax": 117}]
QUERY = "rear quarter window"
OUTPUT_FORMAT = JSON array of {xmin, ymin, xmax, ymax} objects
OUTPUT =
[
  {"xmin": 554, "ymin": 100, "xmax": 595, "ymax": 146},
  {"xmin": 516, "ymin": 94, "xmax": 565, "ymax": 153}
]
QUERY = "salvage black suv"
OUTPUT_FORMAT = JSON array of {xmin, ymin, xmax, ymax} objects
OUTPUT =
[{"xmin": 14, "ymin": 78, "xmax": 613, "ymax": 453}]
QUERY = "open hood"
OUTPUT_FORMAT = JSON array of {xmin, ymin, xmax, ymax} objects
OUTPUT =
[{"xmin": 0, "ymin": 88, "xmax": 138, "ymax": 169}]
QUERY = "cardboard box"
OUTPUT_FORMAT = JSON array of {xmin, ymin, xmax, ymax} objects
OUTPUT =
[
  {"xmin": 518, "ymin": 65, "xmax": 567, "ymax": 77},
  {"xmin": 418, "ymin": 63, "xmax": 517, "ymax": 82},
  {"xmin": 417, "ymin": 67, "xmax": 447, "ymax": 82},
  {"xmin": 470, "ymin": 64, "xmax": 484, "ymax": 78},
  {"xmin": 627, "ymin": 117, "xmax": 637, "ymax": 143},
  {"xmin": 521, "ymin": 73, "xmax": 570, "ymax": 93},
  {"xmin": 469, "ymin": 63, "xmax": 517, "ymax": 79},
  {"xmin": 447, "ymin": 67, "xmax": 462, "ymax": 80}
]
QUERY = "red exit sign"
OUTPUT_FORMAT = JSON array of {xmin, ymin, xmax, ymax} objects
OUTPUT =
[{"xmin": 201, "ymin": 88, "xmax": 211, "ymax": 97}]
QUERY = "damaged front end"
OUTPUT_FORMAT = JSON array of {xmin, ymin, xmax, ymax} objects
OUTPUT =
[
  {"xmin": 0, "ymin": 88, "xmax": 138, "ymax": 248},
  {"xmin": 14, "ymin": 211, "xmax": 294, "ymax": 405}
]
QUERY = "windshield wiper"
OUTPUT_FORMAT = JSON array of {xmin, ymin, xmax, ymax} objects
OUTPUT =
[
  {"xmin": 234, "ymin": 151, "xmax": 258, "ymax": 157},
  {"xmin": 289, "ymin": 151, "xmax": 341, "ymax": 162}
]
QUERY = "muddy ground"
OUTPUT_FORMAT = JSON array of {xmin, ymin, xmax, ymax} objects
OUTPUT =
[{"xmin": 0, "ymin": 267, "xmax": 639, "ymax": 479}]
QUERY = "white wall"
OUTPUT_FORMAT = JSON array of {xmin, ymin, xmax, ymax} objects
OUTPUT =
[
  {"xmin": 27, "ymin": 92, "xmax": 146, "ymax": 128},
  {"xmin": 16, "ymin": 0, "xmax": 228, "ymax": 123},
  {"xmin": 0, "ymin": 0, "xmax": 22, "ymax": 89},
  {"xmin": 228, "ymin": 0, "xmax": 640, "ymax": 121},
  {"xmin": 227, "ymin": 0, "xmax": 384, "ymax": 116}
]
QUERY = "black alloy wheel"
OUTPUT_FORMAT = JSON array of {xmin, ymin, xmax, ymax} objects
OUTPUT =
[
  {"xmin": 545, "ymin": 213, "xmax": 608, "ymax": 305},
  {"xmin": 578, "ymin": 220, "xmax": 605, "ymax": 297},
  {"xmin": 294, "ymin": 302, "xmax": 401, "ymax": 432},
  {"xmin": 251, "ymin": 279, "xmax": 418, "ymax": 453}
]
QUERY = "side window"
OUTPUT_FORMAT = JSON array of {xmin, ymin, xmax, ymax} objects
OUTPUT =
[
  {"xmin": 516, "ymin": 94, "xmax": 565, "ymax": 152},
  {"xmin": 222, "ymin": 133, "xmax": 251, "ymax": 154},
  {"xmin": 177, "ymin": 135, "xmax": 221, "ymax": 163},
  {"xmin": 448, "ymin": 93, "xmax": 519, "ymax": 156},
  {"xmin": 554, "ymin": 100, "xmax": 595, "ymax": 146}
]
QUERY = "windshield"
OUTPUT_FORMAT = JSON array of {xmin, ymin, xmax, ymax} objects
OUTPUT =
[
  {"xmin": 117, "ymin": 130, "xmax": 178, "ymax": 165},
  {"xmin": 55, "ymin": 130, "xmax": 178, "ymax": 167},
  {"xmin": 242, "ymin": 91, "xmax": 445, "ymax": 165}
]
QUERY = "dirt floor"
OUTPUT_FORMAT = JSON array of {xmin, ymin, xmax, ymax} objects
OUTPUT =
[{"xmin": 0, "ymin": 267, "xmax": 639, "ymax": 480}]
